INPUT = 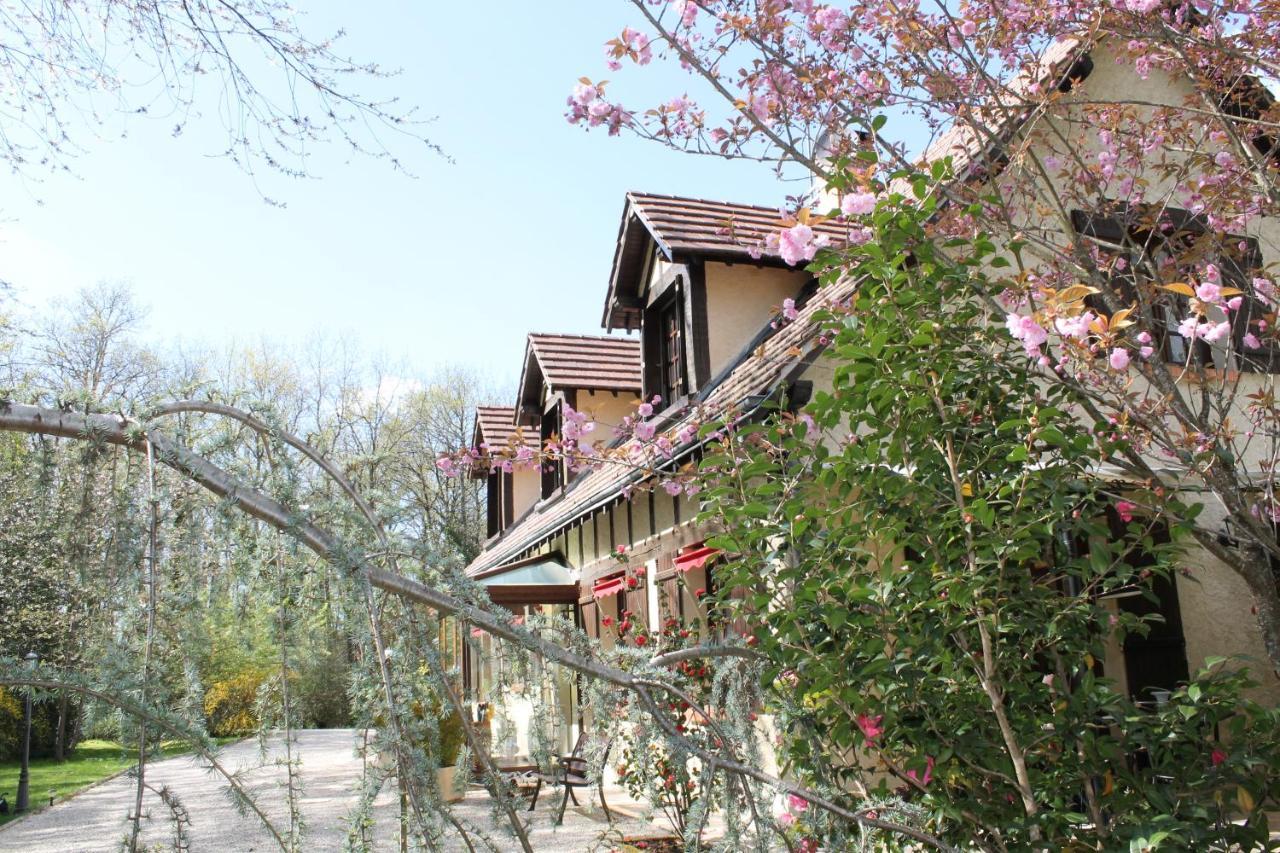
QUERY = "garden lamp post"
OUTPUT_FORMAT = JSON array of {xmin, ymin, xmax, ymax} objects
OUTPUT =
[{"xmin": 15, "ymin": 650, "xmax": 38, "ymax": 813}]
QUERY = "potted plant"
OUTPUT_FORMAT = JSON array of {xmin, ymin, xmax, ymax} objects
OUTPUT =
[{"xmin": 436, "ymin": 708, "xmax": 467, "ymax": 803}]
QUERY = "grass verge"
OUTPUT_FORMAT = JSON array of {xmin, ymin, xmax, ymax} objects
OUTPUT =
[{"xmin": 0, "ymin": 737, "xmax": 237, "ymax": 827}]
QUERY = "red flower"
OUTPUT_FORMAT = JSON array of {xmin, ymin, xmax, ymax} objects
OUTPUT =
[
  {"xmin": 694, "ymin": 587, "xmax": 706, "ymax": 597},
  {"xmin": 601, "ymin": 615, "xmax": 615, "ymax": 627},
  {"xmin": 857, "ymin": 713, "xmax": 884, "ymax": 742},
  {"xmin": 626, "ymin": 576, "xmax": 638, "ymax": 588},
  {"xmin": 1211, "ymin": 748, "xmax": 1227, "ymax": 767},
  {"xmin": 634, "ymin": 634, "xmax": 648, "ymax": 646}
]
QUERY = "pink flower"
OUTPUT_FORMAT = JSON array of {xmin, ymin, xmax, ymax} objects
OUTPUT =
[
  {"xmin": 1195, "ymin": 281, "xmax": 1222, "ymax": 304},
  {"xmin": 1178, "ymin": 316, "xmax": 1205, "ymax": 340},
  {"xmin": 1203, "ymin": 321, "xmax": 1232, "ymax": 343},
  {"xmin": 1244, "ymin": 333, "xmax": 1262, "ymax": 350},
  {"xmin": 1116, "ymin": 500, "xmax": 1137, "ymax": 523},
  {"xmin": 782, "ymin": 297, "xmax": 799, "ymax": 321},
  {"xmin": 778, "ymin": 812, "xmax": 796, "ymax": 827},
  {"xmin": 616, "ymin": 544, "xmax": 627, "ymax": 555},
  {"xmin": 436, "ymin": 456, "xmax": 458, "ymax": 477},
  {"xmin": 1227, "ymin": 296, "xmax": 1243, "ymax": 312},
  {"xmin": 1005, "ymin": 313, "xmax": 1048, "ymax": 357},
  {"xmin": 906, "ymin": 756, "xmax": 935, "ymax": 787},
  {"xmin": 634, "ymin": 420, "xmax": 656, "ymax": 441},
  {"xmin": 840, "ymin": 191, "xmax": 876, "ymax": 217},
  {"xmin": 1055, "ymin": 311, "xmax": 1095, "ymax": 340},
  {"xmin": 856, "ymin": 713, "xmax": 884, "ymax": 742},
  {"xmin": 960, "ymin": 19, "xmax": 977, "ymax": 36},
  {"xmin": 778, "ymin": 223, "xmax": 819, "ymax": 266},
  {"xmin": 1140, "ymin": 346, "xmax": 1155, "ymax": 359},
  {"xmin": 662, "ymin": 480, "xmax": 683, "ymax": 496},
  {"xmin": 1109, "ymin": 348, "xmax": 1130, "ymax": 371},
  {"xmin": 1211, "ymin": 748, "xmax": 1227, "ymax": 767},
  {"xmin": 638, "ymin": 401, "xmax": 654, "ymax": 418},
  {"xmin": 787, "ymin": 793, "xmax": 809, "ymax": 813}
]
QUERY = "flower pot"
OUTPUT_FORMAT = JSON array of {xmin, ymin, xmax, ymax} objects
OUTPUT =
[{"xmin": 437, "ymin": 765, "xmax": 464, "ymax": 803}]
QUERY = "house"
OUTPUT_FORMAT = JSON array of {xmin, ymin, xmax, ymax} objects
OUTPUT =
[
  {"xmin": 459, "ymin": 193, "xmax": 851, "ymax": 756},
  {"xmin": 460, "ymin": 34, "xmax": 1280, "ymax": 761}
]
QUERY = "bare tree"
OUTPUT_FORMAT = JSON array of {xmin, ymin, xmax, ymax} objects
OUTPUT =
[{"xmin": 0, "ymin": 1, "xmax": 444, "ymax": 185}]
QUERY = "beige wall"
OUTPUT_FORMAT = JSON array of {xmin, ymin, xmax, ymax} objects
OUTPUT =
[
  {"xmin": 705, "ymin": 262, "xmax": 807, "ymax": 377},
  {"xmin": 511, "ymin": 468, "xmax": 539, "ymax": 523},
  {"xmin": 577, "ymin": 389, "xmax": 636, "ymax": 438},
  {"xmin": 970, "ymin": 42, "xmax": 1280, "ymax": 701}
]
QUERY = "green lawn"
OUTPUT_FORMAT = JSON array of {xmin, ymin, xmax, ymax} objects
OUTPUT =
[{"xmin": 0, "ymin": 737, "xmax": 238, "ymax": 827}]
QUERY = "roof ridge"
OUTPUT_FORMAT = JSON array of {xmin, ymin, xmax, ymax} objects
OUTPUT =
[{"xmin": 627, "ymin": 190, "xmax": 785, "ymax": 212}]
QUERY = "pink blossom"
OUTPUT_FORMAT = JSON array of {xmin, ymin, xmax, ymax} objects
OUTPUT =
[
  {"xmin": 1227, "ymin": 296, "xmax": 1243, "ymax": 312},
  {"xmin": 959, "ymin": 19, "xmax": 977, "ymax": 36},
  {"xmin": 906, "ymin": 756, "xmax": 935, "ymax": 787},
  {"xmin": 1211, "ymin": 748, "xmax": 1227, "ymax": 767},
  {"xmin": 634, "ymin": 420, "xmax": 657, "ymax": 441},
  {"xmin": 662, "ymin": 480, "xmax": 683, "ymax": 496},
  {"xmin": 638, "ymin": 401, "xmax": 654, "ymax": 418},
  {"xmin": 1203, "ymin": 321, "xmax": 1232, "ymax": 343},
  {"xmin": 1055, "ymin": 311, "xmax": 1095, "ymax": 340},
  {"xmin": 1214, "ymin": 150, "xmax": 1237, "ymax": 169},
  {"xmin": 778, "ymin": 223, "xmax": 823, "ymax": 266},
  {"xmin": 1244, "ymin": 333, "xmax": 1262, "ymax": 350},
  {"xmin": 1005, "ymin": 313, "xmax": 1048, "ymax": 357},
  {"xmin": 1116, "ymin": 500, "xmax": 1137, "ymax": 523},
  {"xmin": 782, "ymin": 297, "xmax": 799, "ymax": 321},
  {"xmin": 1109, "ymin": 348, "xmax": 1130, "ymax": 371},
  {"xmin": 787, "ymin": 793, "xmax": 809, "ymax": 813},
  {"xmin": 1140, "ymin": 346, "xmax": 1155, "ymax": 359},
  {"xmin": 840, "ymin": 191, "xmax": 876, "ymax": 216},
  {"xmin": 1178, "ymin": 316, "xmax": 1205, "ymax": 340},
  {"xmin": 778, "ymin": 812, "xmax": 796, "ymax": 827},
  {"xmin": 436, "ymin": 456, "xmax": 458, "ymax": 477},
  {"xmin": 1136, "ymin": 330, "xmax": 1153, "ymax": 344},
  {"xmin": 1195, "ymin": 281, "xmax": 1222, "ymax": 304},
  {"xmin": 856, "ymin": 713, "xmax": 884, "ymax": 742}
]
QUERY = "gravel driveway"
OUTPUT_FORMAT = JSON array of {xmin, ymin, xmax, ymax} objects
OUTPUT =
[{"xmin": 0, "ymin": 729, "xmax": 666, "ymax": 852}]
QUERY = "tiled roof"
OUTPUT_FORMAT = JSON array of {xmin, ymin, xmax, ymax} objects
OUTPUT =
[
  {"xmin": 605, "ymin": 192, "xmax": 853, "ymax": 330},
  {"xmin": 467, "ymin": 275, "xmax": 857, "ymax": 576},
  {"xmin": 897, "ymin": 37, "xmax": 1087, "ymax": 194},
  {"xmin": 473, "ymin": 406, "xmax": 534, "ymax": 451},
  {"xmin": 629, "ymin": 192, "xmax": 850, "ymax": 257},
  {"xmin": 527, "ymin": 334, "xmax": 642, "ymax": 393}
]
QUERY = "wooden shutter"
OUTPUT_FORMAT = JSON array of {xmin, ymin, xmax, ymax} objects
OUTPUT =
[{"xmin": 581, "ymin": 601, "xmax": 598, "ymax": 641}]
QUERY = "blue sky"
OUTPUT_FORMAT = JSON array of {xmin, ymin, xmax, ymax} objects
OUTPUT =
[{"xmin": 0, "ymin": 2, "xmax": 804, "ymax": 392}]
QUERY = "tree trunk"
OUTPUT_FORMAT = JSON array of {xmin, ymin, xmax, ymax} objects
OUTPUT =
[
  {"xmin": 1236, "ymin": 543, "xmax": 1280, "ymax": 679},
  {"xmin": 55, "ymin": 690, "xmax": 68, "ymax": 761}
]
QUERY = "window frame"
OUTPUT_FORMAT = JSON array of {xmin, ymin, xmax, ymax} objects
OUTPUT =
[{"xmin": 1070, "ymin": 207, "xmax": 1276, "ymax": 373}]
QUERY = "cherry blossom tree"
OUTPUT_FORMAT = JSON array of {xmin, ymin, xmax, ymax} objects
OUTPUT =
[{"xmin": 573, "ymin": 0, "xmax": 1280, "ymax": 674}]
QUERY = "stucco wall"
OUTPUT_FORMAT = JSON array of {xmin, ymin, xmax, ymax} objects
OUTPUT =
[
  {"xmin": 511, "ymin": 468, "xmax": 539, "ymax": 524},
  {"xmin": 705, "ymin": 262, "xmax": 808, "ymax": 378}
]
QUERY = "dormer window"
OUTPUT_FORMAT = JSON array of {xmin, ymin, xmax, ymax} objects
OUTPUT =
[
  {"xmin": 540, "ymin": 399, "xmax": 564, "ymax": 498},
  {"xmin": 657, "ymin": 288, "xmax": 687, "ymax": 405},
  {"xmin": 642, "ymin": 278, "xmax": 691, "ymax": 407}
]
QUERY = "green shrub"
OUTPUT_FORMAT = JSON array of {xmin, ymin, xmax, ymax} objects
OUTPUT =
[
  {"xmin": 0, "ymin": 687, "xmax": 20, "ymax": 761},
  {"xmin": 438, "ymin": 708, "xmax": 465, "ymax": 768},
  {"xmin": 203, "ymin": 671, "xmax": 267, "ymax": 737}
]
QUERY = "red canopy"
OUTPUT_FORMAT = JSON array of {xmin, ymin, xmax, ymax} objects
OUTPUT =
[
  {"xmin": 674, "ymin": 545, "xmax": 721, "ymax": 573},
  {"xmin": 592, "ymin": 574, "xmax": 626, "ymax": 599}
]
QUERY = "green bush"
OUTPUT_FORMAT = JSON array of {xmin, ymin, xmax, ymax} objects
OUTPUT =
[
  {"xmin": 203, "ymin": 671, "xmax": 268, "ymax": 737},
  {"xmin": 438, "ymin": 708, "xmax": 465, "ymax": 768}
]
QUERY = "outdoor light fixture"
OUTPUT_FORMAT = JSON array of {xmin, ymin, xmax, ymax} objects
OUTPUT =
[{"xmin": 15, "ymin": 650, "xmax": 38, "ymax": 814}]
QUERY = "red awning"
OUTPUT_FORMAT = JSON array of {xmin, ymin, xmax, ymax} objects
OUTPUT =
[
  {"xmin": 592, "ymin": 574, "xmax": 626, "ymax": 599},
  {"xmin": 674, "ymin": 545, "xmax": 721, "ymax": 573}
]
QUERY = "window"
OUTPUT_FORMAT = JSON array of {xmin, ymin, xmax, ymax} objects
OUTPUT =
[
  {"xmin": 1071, "ymin": 208, "xmax": 1276, "ymax": 372},
  {"xmin": 540, "ymin": 400, "xmax": 563, "ymax": 498},
  {"xmin": 485, "ymin": 471, "xmax": 514, "ymax": 537},
  {"xmin": 644, "ymin": 283, "xmax": 689, "ymax": 406}
]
